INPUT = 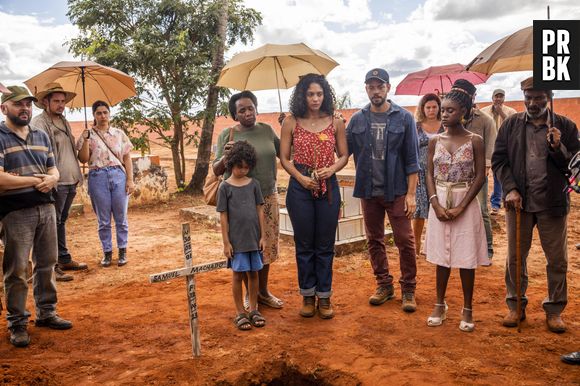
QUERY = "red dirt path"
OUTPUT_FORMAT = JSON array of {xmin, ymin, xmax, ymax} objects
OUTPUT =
[{"xmin": 1, "ymin": 191, "xmax": 580, "ymax": 385}]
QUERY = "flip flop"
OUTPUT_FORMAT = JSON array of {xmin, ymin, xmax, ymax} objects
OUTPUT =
[{"xmin": 258, "ymin": 294, "xmax": 284, "ymax": 309}]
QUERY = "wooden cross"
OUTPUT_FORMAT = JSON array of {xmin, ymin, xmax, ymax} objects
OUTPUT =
[{"xmin": 149, "ymin": 223, "xmax": 227, "ymax": 357}]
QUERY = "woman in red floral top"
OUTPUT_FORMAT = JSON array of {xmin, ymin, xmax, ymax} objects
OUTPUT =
[{"xmin": 280, "ymin": 74, "xmax": 349, "ymax": 319}]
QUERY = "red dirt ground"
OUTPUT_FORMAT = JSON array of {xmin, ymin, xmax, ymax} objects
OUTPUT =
[{"xmin": 1, "ymin": 179, "xmax": 580, "ymax": 385}]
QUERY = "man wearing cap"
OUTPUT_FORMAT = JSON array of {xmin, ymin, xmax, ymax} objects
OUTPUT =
[
  {"xmin": 0, "ymin": 86, "xmax": 73, "ymax": 347},
  {"xmin": 448, "ymin": 79, "xmax": 496, "ymax": 260},
  {"xmin": 31, "ymin": 83, "xmax": 88, "ymax": 281},
  {"xmin": 346, "ymin": 68, "xmax": 420, "ymax": 312},
  {"xmin": 492, "ymin": 77, "xmax": 580, "ymax": 333},
  {"xmin": 481, "ymin": 89, "xmax": 517, "ymax": 215}
]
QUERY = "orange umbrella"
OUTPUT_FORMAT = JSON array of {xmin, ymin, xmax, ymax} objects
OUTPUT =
[
  {"xmin": 465, "ymin": 26, "xmax": 532, "ymax": 74},
  {"xmin": 25, "ymin": 61, "xmax": 136, "ymax": 129}
]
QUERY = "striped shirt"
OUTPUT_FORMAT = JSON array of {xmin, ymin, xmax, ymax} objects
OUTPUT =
[{"xmin": 0, "ymin": 122, "xmax": 55, "ymax": 215}]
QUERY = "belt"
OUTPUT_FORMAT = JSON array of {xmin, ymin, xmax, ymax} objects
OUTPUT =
[{"xmin": 435, "ymin": 180, "xmax": 470, "ymax": 209}]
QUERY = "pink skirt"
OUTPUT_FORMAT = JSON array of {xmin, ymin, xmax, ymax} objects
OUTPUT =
[{"xmin": 425, "ymin": 183, "xmax": 489, "ymax": 269}]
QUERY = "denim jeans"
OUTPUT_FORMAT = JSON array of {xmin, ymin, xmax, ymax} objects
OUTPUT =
[
  {"xmin": 477, "ymin": 179, "xmax": 493, "ymax": 257},
  {"xmin": 490, "ymin": 172, "xmax": 502, "ymax": 210},
  {"xmin": 88, "ymin": 167, "xmax": 129, "ymax": 253},
  {"xmin": 286, "ymin": 171, "xmax": 340, "ymax": 298},
  {"xmin": 1, "ymin": 204, "xmax": 58, "ymax": 327},
  {"xmin": 55, "ymin": 184, "xmax": 77, "ymax": 264}
]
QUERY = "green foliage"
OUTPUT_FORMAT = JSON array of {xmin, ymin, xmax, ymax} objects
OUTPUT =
[
  {"xmin": 335, "ymin": 91, "xmax": 353, "ymax": 110},
  {"xmin": 67, "ymin": 0, "xmax": 261, "ymax": 187}
]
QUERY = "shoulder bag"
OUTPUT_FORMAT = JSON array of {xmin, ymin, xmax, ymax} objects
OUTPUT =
[{"xmin": 203, "ymin": 127, "xmax": 235, "ymax": 205}]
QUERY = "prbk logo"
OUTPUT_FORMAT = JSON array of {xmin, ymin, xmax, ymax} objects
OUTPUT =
[{"xmin": 534, "ymin": 20, "xmax": 580, "ymax": 90}]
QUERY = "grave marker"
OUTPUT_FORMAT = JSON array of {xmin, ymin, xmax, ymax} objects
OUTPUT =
[{"xmin": 149, "ymin": 223, "xmax": 227, "ymax": 357}]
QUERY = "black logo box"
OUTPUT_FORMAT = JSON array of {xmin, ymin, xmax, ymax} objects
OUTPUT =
[{"xmin": 533, "ymin": 20, "xmax": 580, "ymax": 90}]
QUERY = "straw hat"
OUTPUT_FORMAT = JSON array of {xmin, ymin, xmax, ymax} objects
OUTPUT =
[{"xmin": 34, "ymin": 82, "xmax": 77, "ymax": 109}]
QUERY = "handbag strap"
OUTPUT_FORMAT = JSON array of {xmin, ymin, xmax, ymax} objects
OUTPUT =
[{"xmin": 93, "ymin": 128, "xmax": 127, "ymax": 174}]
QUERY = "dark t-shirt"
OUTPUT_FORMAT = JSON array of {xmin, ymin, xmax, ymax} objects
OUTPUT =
[
  {"xmin": 216, "ymin": 179, "xmax": 264, "ymax": 252},
  {"xmin": 370, "ymin": 112, "xmax": 388, "ymax": 197}
]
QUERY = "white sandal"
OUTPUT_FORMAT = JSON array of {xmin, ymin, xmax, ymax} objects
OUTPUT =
[
  {"xmin": 427, "ymin": 302, "xmax": 448, "ymax": 327},
  {"xmin": 459, "ymin": 308, "xmax": 475, "ymax": 332}
]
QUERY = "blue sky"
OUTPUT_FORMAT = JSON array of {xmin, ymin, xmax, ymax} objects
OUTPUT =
[{"xmin": 1, "ymin": 0, "xmax": 579, "ymax": 118}]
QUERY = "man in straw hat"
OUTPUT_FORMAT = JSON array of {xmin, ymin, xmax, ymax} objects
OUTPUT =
[
  {"xmin": 0, "ymin": 86, "xmax": 73, "ymax": 347},
  {"xmin": 492, "ymin": 76, "xmax": 580, "ymax": 333},
  {"xmin": 31, "ymin": 83, "xmax": 88, "ymax": 281},
  {"xmin": 480, "ymin": 88, "xmax": 517, "ymax": 215}
]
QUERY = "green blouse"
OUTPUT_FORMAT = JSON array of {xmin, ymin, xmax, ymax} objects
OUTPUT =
[{"xmin": 214, "ymin": 122, "xmax": 280, "ymax": 196}]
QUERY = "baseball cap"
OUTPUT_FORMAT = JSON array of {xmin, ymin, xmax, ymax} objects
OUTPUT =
[
  {"xmin": 1, "ymin": 86, "xmax": 37, "ymax": 104},
  {"xmin": 365, "ymin": 68, "xmax": 389, "ymax": 84},
  {"xmin": 492, "ymin": 88, "xmax": 505, "ymax": 97}
]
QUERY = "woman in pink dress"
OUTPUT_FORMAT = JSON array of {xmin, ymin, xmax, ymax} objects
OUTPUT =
[{"xmin": 424, "ymin": 81, "xmax": 489, "ymax": 332}]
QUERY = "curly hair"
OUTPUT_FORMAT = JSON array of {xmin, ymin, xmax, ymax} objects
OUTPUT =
[
  {"xmin": 228, "ymin": 90, "xmax": 258, "ymax": 120},
  {"xmin": 288, "ymin": 73, "xmax": 335, "ymax": 118},
  {"xmin": 415, "ymin": 93, "xmax": 441, "ymax": 122},
  {"xmin": 225, "ymin": 140, "xmax": 257, "ymax": 172}
]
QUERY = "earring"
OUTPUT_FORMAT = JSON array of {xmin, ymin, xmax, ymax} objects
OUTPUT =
[{"xmin": 461, "ymin": 117, "xmax": 467, "ymax": 125}]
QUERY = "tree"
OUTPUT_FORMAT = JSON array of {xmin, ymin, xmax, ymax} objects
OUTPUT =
[
  {"xmin": 185, "ymin": 0, "xmax": 227, "ymax": 194},
  {"xmin": 335, "ymin": 91, "xmax": 353, "ymax": 110},
  {"xmin": 67, "ymin": 0, "xmax": 261, "ymax": 188}
]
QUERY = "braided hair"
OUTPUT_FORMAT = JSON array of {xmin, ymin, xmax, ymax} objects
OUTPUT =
[{"xmin": 446, "ymin": 79, "xmax": 476, "ymax": 120}]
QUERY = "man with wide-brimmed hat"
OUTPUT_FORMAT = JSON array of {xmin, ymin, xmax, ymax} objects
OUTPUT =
[
  {"xmin": 31, "ymin": 82, "xmax": 87, "ymax": 281},
  {"xmin": 1, "ymin": 85, "xmax": 73, "ymax": 347},
  {"xmin": 492, "ymin": 76, "xmax": 580, "ymax": 333}
]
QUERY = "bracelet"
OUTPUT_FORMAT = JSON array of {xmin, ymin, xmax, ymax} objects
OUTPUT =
[{"xmin": 428, "ymin": 194, "xmax": 437, "ymax": 202}]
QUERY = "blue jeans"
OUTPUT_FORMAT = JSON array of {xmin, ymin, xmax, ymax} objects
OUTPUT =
[
  {"xmin": 490, "ymin": 172, "xmax": 502, "ymax": 210},
  {"xmin": 88, "ymin": 167, "xmax": 129, "ymax": 253},
  {"xmin": 1, "ymin": 204, "xmax": 58, "ymax": 327},
  {"xmin": 55, "ymin": 184, "xmax": 77, "ymax": 264},
  {"xmin": 286, "ymin": 170, "xmax": 340, "ymax": 299},
  {"xmin": 477, "ymin": 178, "xmax": 493, "ymax": 258}
]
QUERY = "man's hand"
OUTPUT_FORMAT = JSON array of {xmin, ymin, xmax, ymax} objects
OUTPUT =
[
  {"xmin": 33, "ymin": 174, "xmax": 58, "ymax": 193},
  {"xmin": 547, "ymin": 127, "xmax": 561, "ymax": 149},
  {"xmin": 505, "ymin": 189, "xmax": 522, "ymax": 210},
  {"xmin": 404, "ymin": 194, "xmax": 416, "ymax": 219}
]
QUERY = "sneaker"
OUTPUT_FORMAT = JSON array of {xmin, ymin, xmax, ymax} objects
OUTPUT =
[
  {"xmin": 59, "ymin": 260, "xmax": 88, "ymax": 271},
  {"xmin": 546, "ymin": 314, "xmax": 566, "ymax": 334},
  {"xmin": 55, "ymin": 265, "xmax": 73, "ymax": 282},
  {"xmin": 35, "ymin": 315, "xmax": 73, "ymax": 330},
  {"xmin": 401, "ymin": 292, "xmax": 417, "ymax": 313},
  {"xmin": 318, "ymin": 297, "xmax": 334, "ymax": 319},
  {"xmin": 101, "ymin": 251, "xmax": 113, "ymax": 267},
  {"xmin": 369, "ymin": 285, "xmax": 394, "ymax": 306},
  {"xmin": 9, "ymin": 325, "xmax": 30, "ymax": 347},
  {"xmin": 299, "ymin": 296, "xmax": 316, "ymax": 318}
]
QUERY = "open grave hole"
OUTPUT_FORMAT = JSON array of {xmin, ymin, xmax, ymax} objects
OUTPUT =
[{"xmin": 217, "ymin": 359, "xmax": 362, "ymax": 386}]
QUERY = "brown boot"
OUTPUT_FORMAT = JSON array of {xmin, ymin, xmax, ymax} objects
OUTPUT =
[
  {"xmin": 299, "ymin": 296, "xmax": 316, "ymax": 318},
  {"xmin": 318, "ymin": 297, "xmax": 334, "ymax": 319},
  {"xmin": 546, "ymin": 314, "xmax": 566, "ymax": 333},
  {"xmin": 369, "ymin": 285, "xmax": 394, "ymax": 306},
  {"xmin": 502, "ymin": 309, "xmax": 526, "ymax": 327}
]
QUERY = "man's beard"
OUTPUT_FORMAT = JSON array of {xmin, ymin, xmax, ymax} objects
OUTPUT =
[
  {"xmin": 526, "ymin": 106, "xmax": 548, "ymax": 120},
  {"xmin": 370, "ymin": 96, "xmax": 386, "ymax": 107},
  {"xmin": 8, "ymin": 111, "xmax": 31, "ymax": 126}
]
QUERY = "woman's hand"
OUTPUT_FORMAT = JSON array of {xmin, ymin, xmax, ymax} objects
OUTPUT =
[
  {"xmin": 298, "ymin": 174, "xmax": 319, "ymax": 191},
  {"xmin": 126, "ymin": 179, "xmax": 135, "ymax": 195},
  {"xmin": 433, "ymin": 203, "xmax": 450, "ymax": 222},
  {"xmin": 445, "ymin": 206, "xmax": 464, "ymax": 221},
  {"xmin": 315, "ymin": 166, "xmax": 333, "ymax": 180}
]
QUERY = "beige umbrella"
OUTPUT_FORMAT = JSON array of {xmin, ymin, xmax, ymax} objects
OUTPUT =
[
  {"xmin": 216, "ymin": 43, "xmax": 339, "ymax": 111},
  {"xmin": 0, "ymin": 82, "xmax": 11, "ymax": 94},
  {"xmin": 25, "ymin": 61, "xmax": 136, "ymax": 129},
  {"xmin": 465, "ymin": 26, "xmax": 532, "ymax": 74}
]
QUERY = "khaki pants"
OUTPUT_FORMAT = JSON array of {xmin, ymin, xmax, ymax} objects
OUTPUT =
[{"xmin": 505, "ymin": 210, "xmax": 568, "ymax": 315}]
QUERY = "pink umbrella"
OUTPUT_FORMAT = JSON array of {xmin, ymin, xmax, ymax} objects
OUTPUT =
[
  {"xmin": 395, "ymin": 63, "xmax": 490, "ymax": 96},
  {"xmin": 0, "ymin": 82, "xmax": 11, "ymax": 94}
]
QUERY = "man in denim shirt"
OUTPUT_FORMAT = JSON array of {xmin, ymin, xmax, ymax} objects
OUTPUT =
[{"xmin": 346, "ymin": 68, "xmax": 420, "ymax": 312}]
